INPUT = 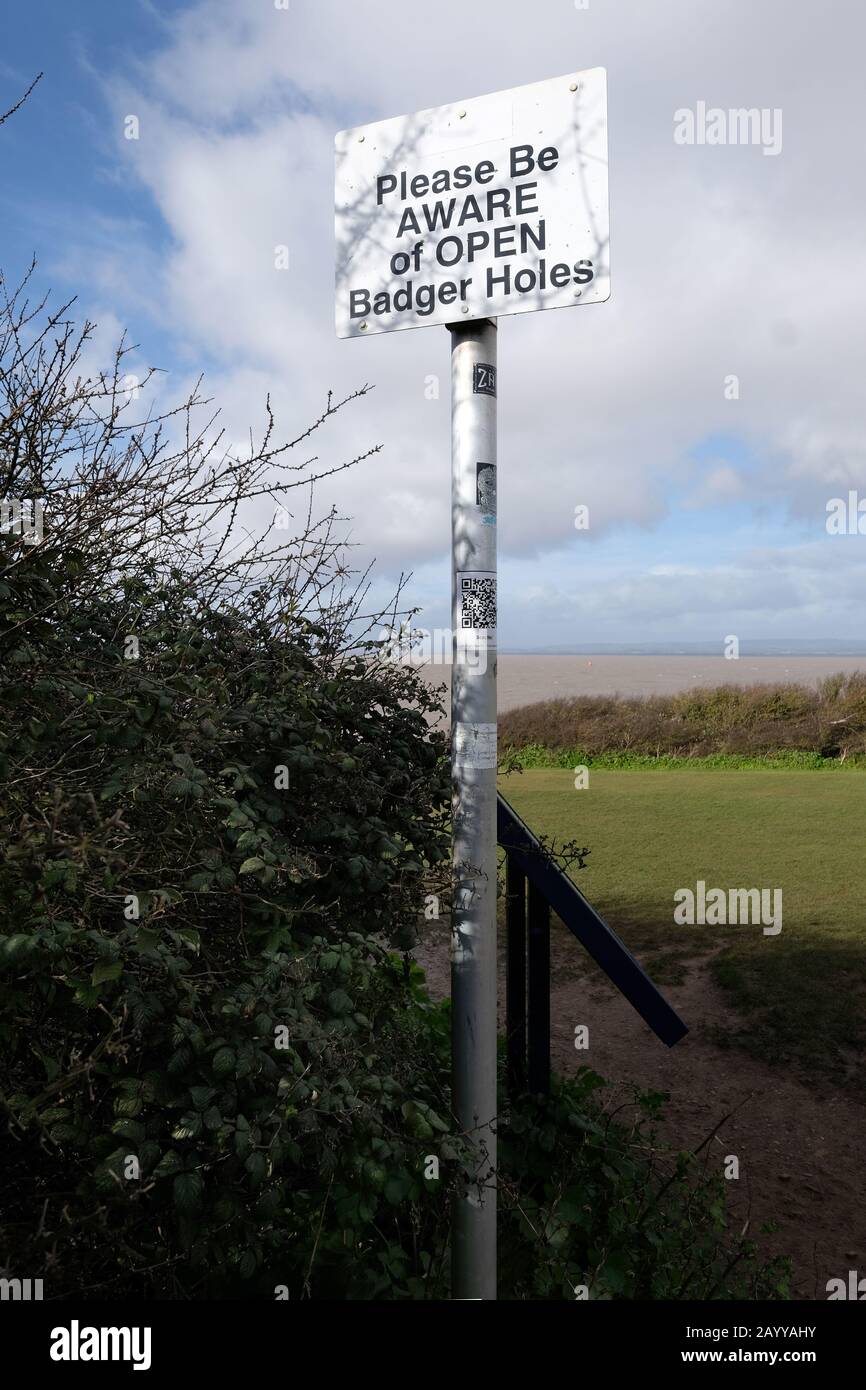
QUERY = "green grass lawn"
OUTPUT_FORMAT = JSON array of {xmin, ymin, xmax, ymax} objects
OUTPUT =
[{"xmin": 498, "ymin": 768, "xmax": 866, "ymax": 1090}]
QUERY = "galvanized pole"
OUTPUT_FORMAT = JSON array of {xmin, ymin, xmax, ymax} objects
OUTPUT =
[{"xmin": 449, "ymin": 318, "xmax": 498, "ymax": 1300}]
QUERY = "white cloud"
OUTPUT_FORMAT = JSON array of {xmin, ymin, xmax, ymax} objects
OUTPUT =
[{"xmin": 59, "ymin": 0, "xmax": 866, "ymax": 638}]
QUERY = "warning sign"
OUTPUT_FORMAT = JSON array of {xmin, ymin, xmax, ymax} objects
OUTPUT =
[{"xmin": 335, "ymin": 68, "xmax": 609, "ymax": 337}]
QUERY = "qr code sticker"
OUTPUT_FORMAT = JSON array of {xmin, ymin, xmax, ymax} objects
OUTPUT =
[{"xmin": 460, "ymin": 572, "xmax": 496, "ymax": 630}]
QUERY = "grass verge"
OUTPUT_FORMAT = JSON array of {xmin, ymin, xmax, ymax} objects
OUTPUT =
[{"xmin": 498, "ymin": 767, "xmax": 866, "ymax": 1091}]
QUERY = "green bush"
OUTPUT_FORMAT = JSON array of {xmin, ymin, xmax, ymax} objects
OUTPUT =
[
  {"xmin": 0, "ymin": 276, "xmax": 788, "ymax": 1301},
  {"xmin": 505, "ymin": 746, "xmax": 865, "ymax": 771},
  {"xmin": 0, "ymin": 532, "xmax": 456, "ymax": 1297},
  {"xmin": 0, "ymin": 542, "xmax": 790, "ymax": 1301},
  {"xmin": 499, "ymin": 677, "xmax": 866, "ymax": 761},
  {"xmin": 498, "ymin": 1071, "xmax": 790, "ymax": 1300}
]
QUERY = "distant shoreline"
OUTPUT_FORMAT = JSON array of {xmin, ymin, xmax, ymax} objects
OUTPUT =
[
  {"xmin": 419, "ymin": 653, "xmax": 866, "ymax": 711},
  {"xmin": 499, "ymin": 644, "xmax": 866, "ymax": 657}
]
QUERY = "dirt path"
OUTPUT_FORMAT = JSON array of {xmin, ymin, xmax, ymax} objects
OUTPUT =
[{"xmin": 414, "ymin": 925, "xmax": 865, "ymax": 1299}]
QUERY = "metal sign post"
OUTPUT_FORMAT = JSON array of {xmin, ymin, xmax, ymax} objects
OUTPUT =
[
  {"xmin": 335, "ymin": 68, "xmax": 610, "ymax": 1302},
  {"xmin": 449, "ymin": 319, "xmax": 498, "ymax": 1300}
]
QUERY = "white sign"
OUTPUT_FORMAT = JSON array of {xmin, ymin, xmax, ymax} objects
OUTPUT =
[{"xmin": 335, "ymin": 68, "xmax": 609, "ymax": 338}]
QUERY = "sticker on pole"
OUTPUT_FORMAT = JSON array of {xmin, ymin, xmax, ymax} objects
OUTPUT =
[
  {"xmin": 335, "ymin": 68, "xmax": 610, "ymax": 337},
  {"xmin": 476, "ymin": 464, "xmax": 496, "ymax": 517},
  {"xmin": 453, "ymin": 722, "xmax": 497, "ymax": 770}
]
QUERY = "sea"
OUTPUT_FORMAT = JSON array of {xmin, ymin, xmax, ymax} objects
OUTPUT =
[{"xmin": 418, "ymin": 654, "xmax": 866, "ymax": 713}]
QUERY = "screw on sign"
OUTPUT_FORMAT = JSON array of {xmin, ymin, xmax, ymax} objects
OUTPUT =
[{"xmin": 335, "ymin": 70, "xmax": 610, "ymax": 1301}]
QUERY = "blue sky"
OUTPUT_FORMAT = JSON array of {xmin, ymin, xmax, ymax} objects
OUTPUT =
[
  {"xmin": 2, "ymin": 0, "xmax": 864, "ymax": 649},
  {"xmin": 1, "ymin": 1, "xmax": 185, "ymax": 365}
]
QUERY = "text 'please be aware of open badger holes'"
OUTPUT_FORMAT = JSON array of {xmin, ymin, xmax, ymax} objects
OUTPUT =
[{"xmin": 335, "ymin": 69, "xmax": 610, "ymax": 337}]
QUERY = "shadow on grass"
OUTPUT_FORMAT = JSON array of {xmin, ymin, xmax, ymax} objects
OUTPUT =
[
  {"xmin": 707, "ymin": 938, "xmax": 866, "ymax": 1091},
  {"xmin": 540, "ymin": 907, "xmax": 866, "ymax": 1095}
]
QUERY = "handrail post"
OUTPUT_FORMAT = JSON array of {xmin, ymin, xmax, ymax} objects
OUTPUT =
[
  {"xmin": 497, "ymin": 791, "xmax": 688, "ymax": 1049},
  {"xmin": 505, "ymin": 853, "xmax": 527, "ymax": 1096},
  {"xmin": 527, "ymin": 880, "xmax": 550, "ymax": 1096}
]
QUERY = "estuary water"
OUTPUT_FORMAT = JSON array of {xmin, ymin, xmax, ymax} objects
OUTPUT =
[{"xmin": 418, "ymin": 654, "xmax": 866, "ymax": 714}]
